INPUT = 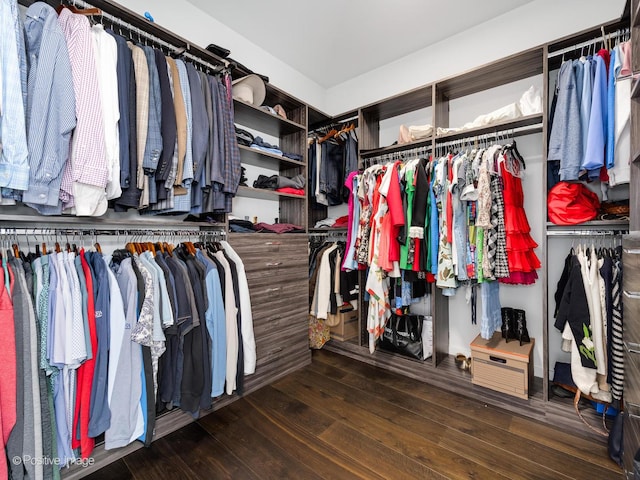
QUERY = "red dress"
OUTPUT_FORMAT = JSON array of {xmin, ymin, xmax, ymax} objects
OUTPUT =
[{"xmin": 499, "ymin": 151, "xmax": 540, "ymax": 285}]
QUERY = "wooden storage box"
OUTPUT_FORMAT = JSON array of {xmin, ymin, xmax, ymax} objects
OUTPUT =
[
  {"xmin": 470, "ymin": 332, "xmax": 534, "ymax": 400},
  {"xmin": 329, "ymin": 308, "xmax": 359, "ymax": 341}
]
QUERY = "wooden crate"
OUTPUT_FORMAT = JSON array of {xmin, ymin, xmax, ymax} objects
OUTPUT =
[
  {"xmin": 329, "ymin": 308, "xmax": 359, "ymax": 342},
  {"xmin": 470, "ymin": 332, "xmax": 534, "ymax": 400}
]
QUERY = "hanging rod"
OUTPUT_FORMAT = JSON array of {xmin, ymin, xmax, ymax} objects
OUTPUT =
[
  {"xmin": 546, "ymin": 229, "xmax": 628, "ymax": 237},
  {"xmin": 0, "ymin": 228, "xmax": 226, "ymax": 237},
  {"xmin": 69, "ymin": 0, "xmax": 229, "ymax": 71},
  {"xmin": 548, "ymin": 27, "xmax": 630, "ymax": 59},
  {"xmin": 309, "ymin": 115, "xmax": 359, "ymax": 134},
  {"xmin": 363, "ymin": 144, "xmax": 432, "ymax": 167}
]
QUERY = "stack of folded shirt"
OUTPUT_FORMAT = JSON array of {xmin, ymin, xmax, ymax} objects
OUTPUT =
[{"xmin": 251, "ymin": 136, "xmax": 283, "ymax": 155}]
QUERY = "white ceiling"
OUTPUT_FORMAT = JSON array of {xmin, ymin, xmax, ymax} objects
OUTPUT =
[{"xmin": 186, "ymin": 0, "xmax": 535, "ymax": 88}]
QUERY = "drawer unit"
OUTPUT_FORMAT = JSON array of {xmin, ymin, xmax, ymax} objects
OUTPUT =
[
  {"xmin": 470, "ymin": 332, "xmax": 534, "ymax": 400},
  {"xmin": 626, "ymin": 344, "xmax": 640, "ymax": 410},
  {"xmin": 624, "ymin": 405, "xmax": 640, "ymax": 479}
]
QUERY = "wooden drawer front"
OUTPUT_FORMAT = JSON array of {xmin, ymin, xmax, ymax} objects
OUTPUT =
[
  {"xmin": 230, "ymin": 235, "xmax": 307, "ymax": 270},
  {"xmin": 255, "ymin": 321, "xmax": 309, "ymax": 367},
  {"xmin": 248, "ymin": 281, "xmax": 308, "ymax": 310},
  {"xmin": 252, "ymin": 294, "xmax": 309, "ymax": 323},
  {"xmin": 471, "ymin": 350, "xmax": 529, "ymax": 399},
  {"xmin": 624, "ymin": 292, "xmax": 640, "ymax": 346},
  {"xmin": 247, "ymin": 264, "xmax": 309, "ymax": 295},
  {"xmin": 253, "ymin": 305, "xmax": 309, "ymax": 337},
  {"xmin": 625, "ymin": 346, "xmax": 640, "ymax": 408},
  {"xmin": 623, "ymin": 247, "xmax": 640, "ymax": 292},
  {"xmin": 624, "ymin": 405, "xmax": 640, "ymax": 477}
]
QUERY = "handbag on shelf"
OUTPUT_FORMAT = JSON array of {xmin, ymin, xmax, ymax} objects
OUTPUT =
[{"xmin": 378, "ymin": 314, "xmax": 424, "ymax": 360}]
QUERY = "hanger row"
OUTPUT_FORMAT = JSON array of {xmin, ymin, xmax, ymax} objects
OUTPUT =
[{"xmin": 60, "ymin": 0, "xmax": 229, "ymax": 73}]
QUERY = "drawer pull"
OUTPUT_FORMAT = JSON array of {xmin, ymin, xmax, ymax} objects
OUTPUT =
[
  {"xmin": 489, "ymin": 356, "xmax": 507, "ymax": 364},
  {"xmin": 266, "ymin": 262, "xmax": 282, "ymax": 267},
  {"xmin": 265, "ymin": 287, "xmax": 281, "ymax": 293},
  {"xmin": 624, "ymin": 291, "xmax": 640, "ymax": 299},
  {"xmin": 624, "ymin": 248, "xmax": 640, "ymax": 254},
  {"xmin": 265, "ymin": 241, "xmax": 282, "ymax": 246},
  {"xmin": 626, "ymin": 342, "xmax": 640, "ymax": 354},
  {"xmin": 270, "ymin": 347, "xmax": 284, "ymax": 354}
]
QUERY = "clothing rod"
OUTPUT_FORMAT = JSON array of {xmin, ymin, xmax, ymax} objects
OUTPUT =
[
  {"xmin": 363, "ymin": 145, "xmax": 432, "ymax": 165},
  {"xmin": 436, "ymin": 123, "xmax": 542, "ymax": 148},
  {"xmin": 70, "ymin": 0, "xmax": 229, "ymax": 70},
  {"xmin": 546, "ymin": 229, "xmax": 627, "ymax": 237},
  {"xmin": 0, "ymin": 228, "xmax": 225, "ymax": 237},
  {"xmin": 548, "ymin": 28, "xmax": 630, "ymax": 59}
]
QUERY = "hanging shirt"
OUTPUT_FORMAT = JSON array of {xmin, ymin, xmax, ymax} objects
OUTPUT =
[
  {"xmin": 581, "ymin": 52, "xmax": 608, "ymax": 179},
  {"xmin": 548, "ymin": 60, "xmax": 582, "ymax": 181},
  {"xmin": 92, "ymin": 24, "xmax": 121, "ymax": 200},
  {"xmin": 22, "ymin": 3, "xmax": 76, "ymax": 214},
  {"xmin": 0, "ymin": 0, "xmax": 29, "ymax": 192},
  {"xmin": 58, "ymin": 9, "xmax": 108, "ymax": 215}
]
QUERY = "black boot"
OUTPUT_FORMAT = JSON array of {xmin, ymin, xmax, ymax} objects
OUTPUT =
[
  {"xmin": 501, "ymin": 307, "xmax": 514, "ymax": 342},
  {"xmin": 514, "ymin": 309, "xmax": 530, "ymax": 346}
]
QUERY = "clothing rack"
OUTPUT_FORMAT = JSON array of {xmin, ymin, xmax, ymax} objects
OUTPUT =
[
  {"xmin": 65, "ymin": 0, "xmax": 229, "ymax": 72},
  {"xmin": 546, "ymin": 229, "xmax": 628, "ymax": 237},
  {"xmin": 309, "ymin": 115, "xmax": 359, "ymax": 135},
  {"xmin": 362, "ymin": 144, "xmax": 432, "ymax": 167},
  {"xmin": 436, "ymin": 123, "xmax": 543, "ymax": 153},
  {"xmin": 0, "ymin": 227, "xmax": 225, "ymax": 238},
  {"xmin": 548, "ymin": 27, "xmax": 630, "ymax": 59}
]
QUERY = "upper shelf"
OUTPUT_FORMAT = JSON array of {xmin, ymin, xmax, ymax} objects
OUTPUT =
[
  {"xmin": 234, "ymin": 99, "xmax": 306, "ymax": 137},
  {"xmin": 359, "ymin": 114, "xmax": 543, "ymax": 158},
  {"xmin": 360, "ymin": 84, "xmax": 432, "ymax": 121},
  {"xmin": 435, "ymin": 114, "xmax": 543, "ymax": 142},
  {"xmin": 238, "ymin": 145, "xmax": 305, "ymax": 169},
  {"xmin": 437, "ymin": 48, "xmax": 543, "ymax": 100}
]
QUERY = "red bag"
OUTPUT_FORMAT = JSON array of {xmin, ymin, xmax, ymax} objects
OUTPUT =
[{"xmin": 547, "ymin": 182, "xmax": 600, "ymax": 225}]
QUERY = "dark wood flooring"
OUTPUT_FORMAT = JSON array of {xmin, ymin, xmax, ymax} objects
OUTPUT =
[{"xmin": 84, "ymin": 350, "xmax": 623, "ymax": 479}]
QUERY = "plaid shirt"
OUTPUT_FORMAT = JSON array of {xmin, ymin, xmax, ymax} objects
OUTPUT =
[{"xmin": 58, "ymin": 9, "xmax": 108, "ymax": 209}]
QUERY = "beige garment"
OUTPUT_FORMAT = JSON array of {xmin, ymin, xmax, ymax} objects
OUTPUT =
[
  {"xmin": 127, "ymin": 42, "xmax": 148, "ymax": 191},
  {"xmin": 166, "ymin": 57, "xmax": 187, "ymax": 187}
]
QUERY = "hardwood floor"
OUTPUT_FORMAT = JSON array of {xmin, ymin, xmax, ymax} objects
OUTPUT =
[{"xmin": 84, "ymin": 350, "xmax": 623, "ymax": 480}]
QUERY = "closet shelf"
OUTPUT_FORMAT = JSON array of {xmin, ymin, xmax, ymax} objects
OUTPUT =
[
  {"xmin": 360, "ymin": 137, "xmax": 432, "ymax": 159},
  {"xmin": 238, "ymin": 145, "xmax": 305, "ymax": 168},
  {"xmin": 236, "ymin": 186, "xmax": 306, "ymax": 201},
  {"xmin": 234, "ymin": 99, "xmax": 306, "ymax": 136},
  {"xmin": 434, "ymin": 114, "xmax": 544, "ymax": 143},
  {"xmin": 546, "ymin": 219, "xmax": 630, "ymax": 232},
  {"xmin": 309, "ymin": 227, "xmax": 349, "ymax": 233}
]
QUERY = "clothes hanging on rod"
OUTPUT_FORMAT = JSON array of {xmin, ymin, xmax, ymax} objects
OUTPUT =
[
  {"xmin": 0, "ymin": 229, "xmax": 254, "ymax": 477},
  {"xmin": 1, "ymin": 0, "xmax": 240, "ymax": 219},
  {"xmin": 548, "ymin": 35, "xmax": 632, "ymax": 197},
  {"xmin": 344, "ymin": 138, "xmax": 540, "ymax": 350},
  {"xmin": 309, "ymin": 122, "xmax": 358, "ymax": 208},
  {"xmin": 553, "ymin": 240, "xmax": 624, "ymax": 404}
]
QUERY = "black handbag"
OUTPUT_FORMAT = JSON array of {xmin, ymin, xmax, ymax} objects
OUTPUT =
[{"xmin": 379, "ymin": 314, "xmax": 423, "ymax": 360}]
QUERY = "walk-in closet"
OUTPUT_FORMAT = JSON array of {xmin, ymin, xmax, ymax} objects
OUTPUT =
[{"xmin": 0, "ymin": 0, "xmax": 638, "ymax": 478}]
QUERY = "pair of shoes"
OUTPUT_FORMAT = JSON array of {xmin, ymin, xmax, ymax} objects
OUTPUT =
[
  {"xmin": 455, "ymin": 354, "xmax": 471, "ymax": 371},
  {"xmin": 501, "ymin": 308, "xmax": 530, "ymax": 346}
]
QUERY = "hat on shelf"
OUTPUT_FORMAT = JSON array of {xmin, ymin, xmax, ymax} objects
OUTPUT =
[{"xmin": 232, "ymin": 74, "xmax": 266, "ymax": 107}]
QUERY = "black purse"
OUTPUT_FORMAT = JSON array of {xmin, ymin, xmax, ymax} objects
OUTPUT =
[{"xmin": 379, "ymin": 314, "xmax": 424, "ymax": 360}]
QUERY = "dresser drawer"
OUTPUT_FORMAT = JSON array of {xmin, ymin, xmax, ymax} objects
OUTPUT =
[
  {"xmin": 623, "ymin": 247, "xmax": 640, "ymax": 292},
  {"xmin": 624, "ymin": 405, "xmax": 640, "ymax": 478},
  {"xmin": 625, "ymin": 345, "xmax": 640, "ymax": 408},
  {"xmin": 255, "ymin": 321, "xmax": 309, "ymax": 366},
  {"xmin": 253, "ymin": 308, "xmax": 308, "ymax": 337},
  {"xmin": 251, "ymin": 294, "xmax": 309, "ymax": 324},
  {"xmin": 248, "ymin": 278, "xmax": 308, "ymax": 306},
  {"xmin": 624, "ymin": 291, "xmax": 640, "ymax": 345}
]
